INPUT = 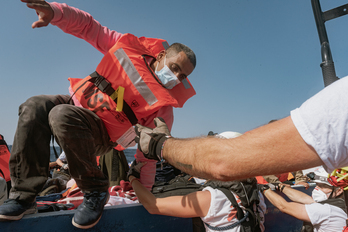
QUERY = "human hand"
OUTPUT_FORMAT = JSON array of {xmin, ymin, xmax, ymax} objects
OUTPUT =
[
  {"xmin": 21, "ymin": 0, "xmax": 54, "ymax": 28},
  {"xmin": 274, "ymin": 183, "xmax": 286, "ymax": 192},
  {"xmin": 258, "ymin": 184, "xmax": 271, "ymax": 193},
  {"xmin": 134, "ymin": 117, "xmax": 171, "ymax": 161},
  {"xmin": 127, "ymin": 160, "xmax": 146, "ymax": 179}
]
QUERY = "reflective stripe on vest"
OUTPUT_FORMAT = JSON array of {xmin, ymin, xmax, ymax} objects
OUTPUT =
[
  {"xmin": 68, "ymin": 34, "xmax": 196, "ymax": 144},
  {"xmin": 114, "ymin": 48, "xmax": 158, "ymax": 106}
]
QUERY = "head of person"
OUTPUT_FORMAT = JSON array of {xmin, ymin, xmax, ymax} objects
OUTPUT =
[
  {"xmin": 154, "ymin": 43, "xmax": 196, "ymax": 89},
  {"xmin": 311, "ymin": 168, "xmax": 344, "ymax": 202},
  {"xmin": 216, "ymin": 131, "xmax": 242, "ymax": 139}
]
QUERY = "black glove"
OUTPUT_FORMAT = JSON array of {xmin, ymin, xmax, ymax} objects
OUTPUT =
[
  {"xmin": 273, "ymin": 183, "xmax": 286, "ymax": 192},
  {"xmin": 127, "ymin": 160, "xmax": 145, "ymax": 179},
  {"xmin": 258, "ymin": 184, "xmax": 270, "ymax": 193},
  {"xmin": 134, "ymin": 117, "xmax": 171, "ymax": 161},
  {"xmin": 258, "ymin": 183, "xmax": 278, "ymax": 193}
]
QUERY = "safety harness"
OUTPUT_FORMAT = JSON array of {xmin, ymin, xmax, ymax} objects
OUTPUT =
[
  {"xmin": 89, "ymin": 71, "xmax": 138, "ymax": 125},
  {"xmin": 202, "ymin": 179, "xmax": 262, "ymax": 232}
]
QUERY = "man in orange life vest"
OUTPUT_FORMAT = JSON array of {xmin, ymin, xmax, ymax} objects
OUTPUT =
[{"xmin": 0, "ymin": 1, "xmax": 196, "ymax": 229}]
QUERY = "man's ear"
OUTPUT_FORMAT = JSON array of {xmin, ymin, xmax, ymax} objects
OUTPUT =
[{"xmin": 156, "ymin": 50, "xmax": 166, "ymax": 60}]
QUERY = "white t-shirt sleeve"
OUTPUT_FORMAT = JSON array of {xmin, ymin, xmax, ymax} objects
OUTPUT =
[
  {"xmin": 58, "ymin": 151, "xmax": 67, "ymax": 162},
  {"xmin": 202, "ymin": 187, "xmax": 265, "ymax": 232},
  {"xmin": 291, "ymin": 76, "xmax": 348, "ymax": 172},
  {"xmin": 201, "ymin": 187, "xmax": 240, "ymax": 231},
  {"xmin": 305, "ymin": 202, "xmax": 347, "ymax": 231}
]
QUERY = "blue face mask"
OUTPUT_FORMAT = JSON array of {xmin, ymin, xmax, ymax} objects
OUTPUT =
[{"xmin": 155, "ymin": 56, "xmax": 180, "ymax": 89}]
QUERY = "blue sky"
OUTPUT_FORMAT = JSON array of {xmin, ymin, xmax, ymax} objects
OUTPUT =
[{"xmin": 2, "ymin": 1, "xmax": 348, "ymax": 145}]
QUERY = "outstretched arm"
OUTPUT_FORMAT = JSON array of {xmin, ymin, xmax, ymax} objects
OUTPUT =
[
  {"xmin": 21, "ymin": 0, "xmax": 122, "ymax": 54},
  {"xmin": 281, "ymin": 185, "xmax": 315, "ymax": 205},
  {"xmin": 263, "ymin": 189, "xmax": 311, "ymax": 222},
  {"xmin": 162, "ymin": 116, "xmax": 323, "ymax": 181},
  {"xmin": 128, "ymin": 176, "xmax": 211, "ymax": 218}
]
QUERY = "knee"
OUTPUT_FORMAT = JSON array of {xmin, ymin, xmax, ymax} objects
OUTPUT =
[
  {"xmin": 48, "ymin": 105, "xmax": 74, "ymax": 129},
  {"xmin": 18, "ymin": 95, "xmax": 51, "ymax": 120}
]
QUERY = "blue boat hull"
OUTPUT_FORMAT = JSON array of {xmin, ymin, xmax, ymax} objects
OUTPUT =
[{"xmin": 1, "ymin": 185, "xmax": 315, "ymax": 232}]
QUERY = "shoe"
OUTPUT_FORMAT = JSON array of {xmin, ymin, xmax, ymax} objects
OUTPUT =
[
  {"xmin": 72, "ymin": 191, "xmax": 109, "ymax": 229},
  {"xmin": 0, "ymin": 197, "xmax": 37, "ymax": 220}
]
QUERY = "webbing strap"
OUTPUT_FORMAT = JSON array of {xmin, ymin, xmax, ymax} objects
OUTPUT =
[
  {"xmin": 218, "ymin": 187, "xmax": 245, "ymax": 221},
  {"xmin": 89, "ymin": 71, "xmax": 138, "ymax": 125},
  {"xmin": 0, "ymin": 169, "xmax": 4, "ymax": 179},
  {"xmin": 203, "ymin": 211, "xmax": 249, "ymax": 231}
]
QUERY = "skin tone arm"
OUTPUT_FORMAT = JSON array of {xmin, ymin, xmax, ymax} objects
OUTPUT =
[
  {"xmin": 280, "ymin": 185, "xmax": 315, "ymax": 204},
  {"xmin": 128, "ymin": 175, "xmax": 211, "ymax": 218},
  {"xmin": 49, "ymin": 158, "xmax": 65, "ymax": 169},
  {"xmin": 263, "ymin": 189, "xmax": 311, "ymax": 222},
  {"xmin": 163, "ymin": 116, "xmax": 324, "ymax": 181}
]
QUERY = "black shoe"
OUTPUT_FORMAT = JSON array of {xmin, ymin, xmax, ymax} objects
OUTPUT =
[
  {"xmin": 0, "ymin": 198, "xmax": 37, "ymax": 221},
  {"xmin": 72, "ymin": 191, "xmax": 109, "ymax": 229}
]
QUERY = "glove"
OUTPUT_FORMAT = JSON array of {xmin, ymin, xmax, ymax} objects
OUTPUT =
[
  {"xmin": 258, "ymin": 184, "xmax": 270, "ymax": 193},
  {"xmin": 127, "ymin": 160, "xmax": 146, "ymax": 179},
  {"xmin": 273, "ymin": 183, "xmax": 286, "ymax": 192},
  {"xmin": 258, "ymin": 183, "xmax": 278, "ymax": 193},
  {"xmin": 267, "ymin": 183, "xmax": 277, "ymax": 191},
  {"xmin": 134, "ymin": 117, "xmax": 171, "ymax": 161}
]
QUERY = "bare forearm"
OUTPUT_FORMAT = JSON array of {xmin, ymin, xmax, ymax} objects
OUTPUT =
[
  {"xmin": 282, "ymin": 186, "xmax": 314, "ymax": 204},
  {"xmin": 264, "ymin": 189, "xmax": 311, "ymax": 222},
  {"xmin": 163, "ymin": 117, "xmax": 324, "ymax": 181},
  {"xmin": 129, "ymin": 176, "xmax": 160, "ymax": 214},
  {"xmin": 263, "ymin": 189, "xmax": 289, "ymax": 212}
]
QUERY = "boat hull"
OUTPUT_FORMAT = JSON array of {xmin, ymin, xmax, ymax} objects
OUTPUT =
[{"xmin": 1, "ymin": 184, "xmax": 315, "ymax": 232}]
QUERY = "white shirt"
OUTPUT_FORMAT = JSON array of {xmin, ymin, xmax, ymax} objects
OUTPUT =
[
  {"xmin": 291, "ymin": 76, "xmax": 348, "ymax": 172},
  {"xmin": 58, "ymin": 151, "xmax": 67, "ymax": 162},
  {"xmin": 305, "ymin": 202, "xmax": 347, "ymax": 232},
  {"xmin": 201, "ymin": 186, "xmax": 266, "ymax": 232}
]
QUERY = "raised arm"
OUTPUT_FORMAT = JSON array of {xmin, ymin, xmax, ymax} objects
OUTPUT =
[{"xmin": 21, "ymin": 0, "xmax": 123, "ymax": 54}]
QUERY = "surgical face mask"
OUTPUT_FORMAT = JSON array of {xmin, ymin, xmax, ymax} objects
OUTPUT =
[
  {"xmin": 312, "ymin": 187, "xmax": 329, "ymax": 202},
  {"xmin": 155, "ymin": 56, "xmax": 180, "ymax": 89}
]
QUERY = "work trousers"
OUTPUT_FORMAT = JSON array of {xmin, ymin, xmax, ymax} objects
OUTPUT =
[
  {"xmin": 0, "ymin": 177, "xmax": 7, "ymax": 205},
  {"xmin": 9, "ymin": 95, "xmax": 115, "ymax": 202}
]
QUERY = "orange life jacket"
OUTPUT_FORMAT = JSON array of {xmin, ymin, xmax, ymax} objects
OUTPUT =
[
  {"xmin": 255, "ymin": 176, "xmax": 268, "ymax": 185},
  {"xmin": 256, "ymin": 173, "xmax": 292, "ymax": 184},
  {"xmin": 0, "ymin": 135, "xmax": 11, "ymax": 182},
  {"xmin": 277, "ymin": 173, "xmax": 290, "ymax": 182},
  {"xmin": 69, "ymin": 33, "xmax": 195, "ymax": 147}
]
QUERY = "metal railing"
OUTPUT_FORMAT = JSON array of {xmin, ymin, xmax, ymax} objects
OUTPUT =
[{"xmin": 311, "ymin": 0, "xmax": 348, "ymax": 86}]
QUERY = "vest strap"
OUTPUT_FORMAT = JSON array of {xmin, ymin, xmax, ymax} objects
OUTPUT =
[
  {"xmin": 89, "ymin": 71, "xmax": 138, "ymax": 125},
  {"xmin": 0, "ymin": 169, "xmax": 4, "ymax": 179}
]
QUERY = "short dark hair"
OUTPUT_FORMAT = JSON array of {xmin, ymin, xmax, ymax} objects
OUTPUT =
[{"xmin": 166, "ymin": 43, "xmax": 196, "ymax": 68}]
